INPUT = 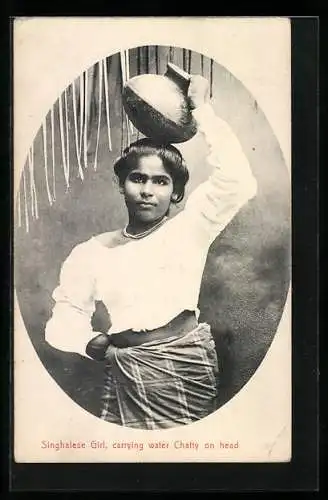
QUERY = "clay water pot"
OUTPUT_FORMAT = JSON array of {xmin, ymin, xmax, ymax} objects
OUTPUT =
[{"xmin": 122, "ymin": 62, "xmax": 197, "ymax": 144}]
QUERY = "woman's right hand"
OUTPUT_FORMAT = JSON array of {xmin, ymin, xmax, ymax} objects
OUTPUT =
[
  {"xmin": 85, "ymin": 333, "xmax": 111, "ymax": 361},
  {"xmin": 188, "ymin": 75, "xmax": 210, "ymax": 110}
]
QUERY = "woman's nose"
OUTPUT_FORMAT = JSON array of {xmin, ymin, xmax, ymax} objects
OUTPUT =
[{"xmin": 140, "ymin": 181, "xmax": 154, "ymax": 196}]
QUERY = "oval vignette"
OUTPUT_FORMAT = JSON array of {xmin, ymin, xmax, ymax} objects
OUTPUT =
[{"xmin": 14, "ymin": 45, "xmax": 290, "ymax": 423}]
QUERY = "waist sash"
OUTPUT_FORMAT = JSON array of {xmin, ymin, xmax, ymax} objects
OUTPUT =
[{"xmin": 86, "ymin": 310, "xmax": 197, "ymax": 360}]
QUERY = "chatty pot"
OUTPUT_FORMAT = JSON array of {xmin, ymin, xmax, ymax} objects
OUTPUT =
[{"xmin": 122, "ymin": 62, "xmax": 197, "ymax": 144}]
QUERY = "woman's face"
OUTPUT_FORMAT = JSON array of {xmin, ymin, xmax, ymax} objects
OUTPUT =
[{"xmin": 123, "ymin": 154, "xmax": 174, "ymax": 224}]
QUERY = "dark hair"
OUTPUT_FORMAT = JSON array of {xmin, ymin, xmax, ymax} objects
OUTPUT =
[{"xmin": 113, "ymin": 138, "xmax": 189, "ymax": 203}]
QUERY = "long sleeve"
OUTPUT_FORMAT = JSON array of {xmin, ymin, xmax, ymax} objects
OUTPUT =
[
  {"xmin": 45, "ymin": 243, "xmax": 98, "ymax": 358},
  {"xmin": 185, "ymin": 102, "xmax": 257, "ymax": 243}
]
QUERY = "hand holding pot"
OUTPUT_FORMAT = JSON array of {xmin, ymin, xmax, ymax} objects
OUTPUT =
[{"xmin": 188, "ymin": 75, "xmax": 210, "ymax": 110}]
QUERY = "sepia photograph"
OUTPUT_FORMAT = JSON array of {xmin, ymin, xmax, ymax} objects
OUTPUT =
[{"xmin": 13, "ymin": 18, "xmax": 291, "ymax": 462}]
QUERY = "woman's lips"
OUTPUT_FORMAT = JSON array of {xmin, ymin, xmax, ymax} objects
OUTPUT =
[{"xmin": 137, "ymin": 202, "xmax": 155, "ymax": 209}]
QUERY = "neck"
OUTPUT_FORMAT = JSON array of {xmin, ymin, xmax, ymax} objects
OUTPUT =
[{"xmin": 126, "ymin": 216, "xmax": 166, "ymax": 236}]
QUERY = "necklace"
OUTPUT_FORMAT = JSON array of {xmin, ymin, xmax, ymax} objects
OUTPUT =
[{"xmin": 122, "ymin": 216, "xmax": 168, "ymax": 240}]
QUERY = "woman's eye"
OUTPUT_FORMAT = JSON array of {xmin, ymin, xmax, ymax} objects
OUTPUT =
[
  {"xmin": 129, "ymin": 174, "xmax": 143, "ymax": 183},
  {"xmin": 155, "ymin": 178, "xmax": 169, "ymax": 186}
]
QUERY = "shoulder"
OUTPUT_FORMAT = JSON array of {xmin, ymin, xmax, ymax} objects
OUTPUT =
[
  {"xmin": 93, "ymin": 229, "xmax": 125, "ymax": 249},
  {"xmin": 59, "ymin": 233, "xmax": 121, "ymax": 279},
  {"xmin": 65, "ymin": 229, "xmax": 126, "ymax": 266},
  {"xmin": 59, "ymin": 239, "xmax": 92, "ymax": 271}
]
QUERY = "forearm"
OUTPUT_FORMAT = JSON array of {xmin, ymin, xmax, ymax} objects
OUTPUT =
[
  {"xmin": 184, "ymin": 102, "xmax": 257, "ymax": 242},
  {"xmin": 192, "ymin": 102, "xmax": 257, "ymax": 197},
  {"xmin": 45, "ymin": 302, "xmax": 97, "ymax": 359},
  {"xmin": 45, "ymin": 241, "xmax": 102, "ymax": 359}
]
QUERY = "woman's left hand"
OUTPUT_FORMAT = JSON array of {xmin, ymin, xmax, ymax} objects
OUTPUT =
[{"xmin": 188, "ymin": 75, "xmax": 210, "ymax": 110}]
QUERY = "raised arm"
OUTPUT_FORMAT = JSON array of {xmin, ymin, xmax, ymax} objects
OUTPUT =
[
  {"xmin": 45, "ymin": 242, "xmax": 99, "ymax": 359},
  {"xmin": 184, "ymin": 76, "xmax": 257, "ymax": 244}
]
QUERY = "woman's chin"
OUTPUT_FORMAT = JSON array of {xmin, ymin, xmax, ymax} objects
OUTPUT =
[
  {"xmin": 136, "ymin": 216, "xmax": 161, "ymax": 225},
  {"xmin": 132, "ymin": 211, "xmax": 164, "ymax": 224}
]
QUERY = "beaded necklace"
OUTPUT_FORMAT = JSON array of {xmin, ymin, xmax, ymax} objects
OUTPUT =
[{"xmin": 122, "ymin": 216, "xmax": 168, "ymax": 239}]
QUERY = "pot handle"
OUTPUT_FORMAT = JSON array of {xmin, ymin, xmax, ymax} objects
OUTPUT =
[{"xmin": 165, "ymin": 62, "xmax": 191, "ymax": 94}]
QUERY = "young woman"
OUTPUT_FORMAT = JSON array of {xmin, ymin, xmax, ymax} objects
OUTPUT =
[{"xmin": 45, "ymin": 75, "xmax": 257, "ymax": 429}]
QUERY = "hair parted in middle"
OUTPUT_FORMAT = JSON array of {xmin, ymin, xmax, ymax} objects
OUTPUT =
[{"xmin": 113, "ymin": 138, "xmax": 190, "ymax": 203}]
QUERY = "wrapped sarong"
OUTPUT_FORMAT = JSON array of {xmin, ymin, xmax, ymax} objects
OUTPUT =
[{"xmin": 100, "ymin": 323, "xmax": 219, "ymax": 429}]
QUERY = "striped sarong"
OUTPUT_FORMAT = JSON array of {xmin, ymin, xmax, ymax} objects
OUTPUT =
[{"xmin": 100, "ymin": 323, "xmax": 219, "ymax": 429}]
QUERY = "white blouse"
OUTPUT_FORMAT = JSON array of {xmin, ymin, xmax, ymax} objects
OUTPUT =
[{"xmin": 45, "ymin": 103, "xmax": 257, "ymax": 358}]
